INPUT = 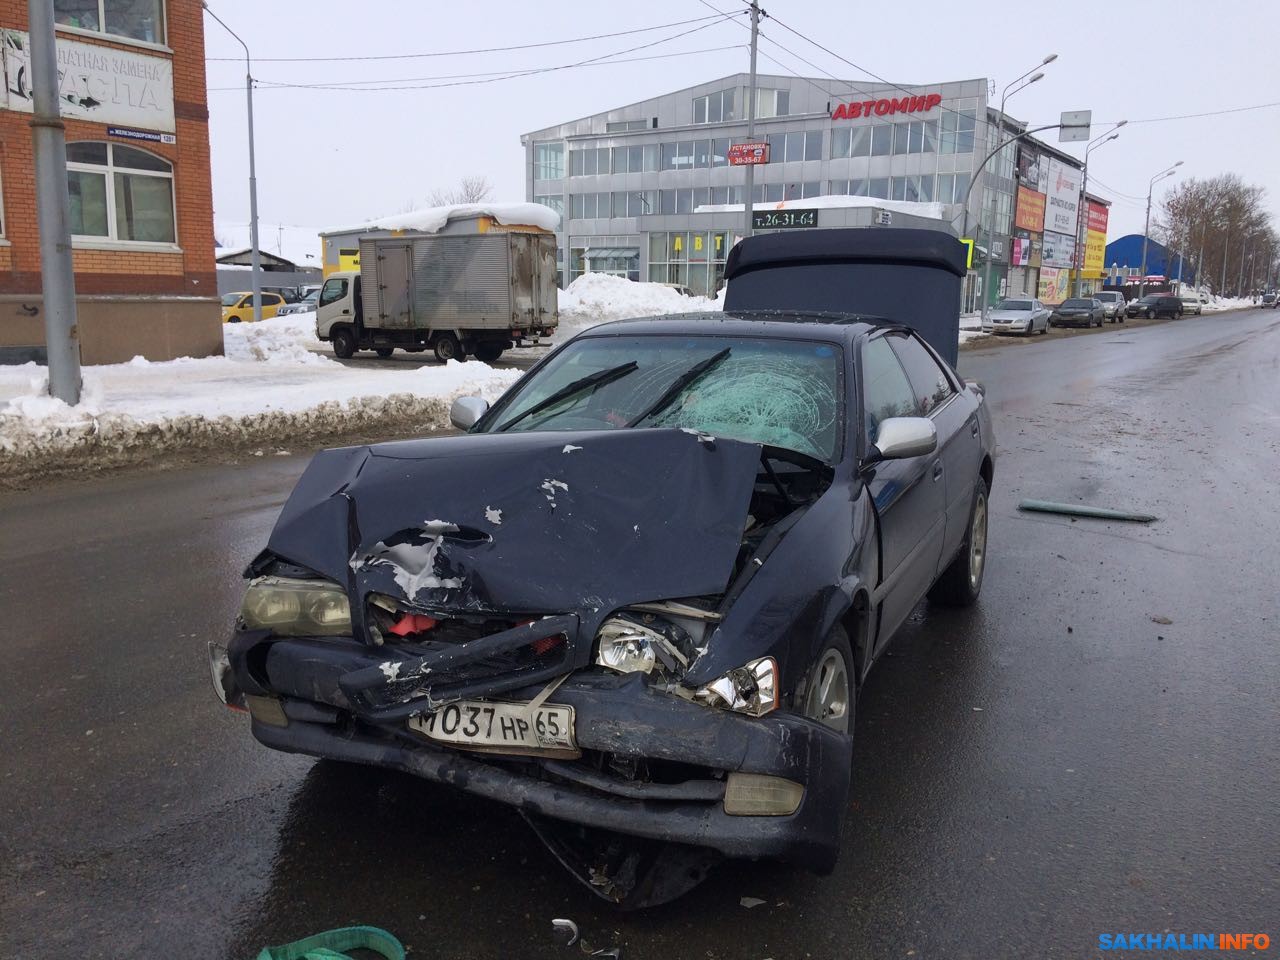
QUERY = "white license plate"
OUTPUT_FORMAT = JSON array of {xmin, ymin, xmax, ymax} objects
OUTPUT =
[{"xmin": 408, "ymin": 700, "xmax": 577, "ymax": 756}]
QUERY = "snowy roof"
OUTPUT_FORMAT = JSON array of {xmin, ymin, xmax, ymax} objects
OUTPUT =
[
  {"xmin": 216, "ymin": 222, "xmax": 322, "ymax": 268},
  {"xmin": 695, "ymin": 193, "xmax": 951, "ymax": 221},
  {"xmin": 323, "ymin": 202, "xmax": 560, "ymax": 238},
  {"xmin": 215, "ymin": 247, "xmax": 304, "ymax": 268}
]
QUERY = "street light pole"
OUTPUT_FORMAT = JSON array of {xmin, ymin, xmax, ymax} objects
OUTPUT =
[
  {"xmin": 1072, "ymin": 123, "xmax": 1124, "ymax": 297},
  {"xmin": 28, "ymin": 0, "xmax": 82, "ymax": 404},
  {"xmin": 742, "ymin": 0, "xmax": 762, "ymax": 240},
  {"xmin": 203, "ymin": 2, "xmax": 262, "ymax": 324},
  {"xmin": 1138, "ymin": 161, "xmax": 1182, "ymax": 299},
  {"xmin": 979, "ymin": 54, "xmax": 1055, "ymax": 321}
]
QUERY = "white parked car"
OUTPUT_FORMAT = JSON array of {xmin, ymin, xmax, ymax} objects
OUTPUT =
[
  {"xmin": 1093, "ymin": 291, "xmax": 1127, "ymax": 322},
  {"xmin": 1178, "ymin": 294, "xmax": 1203, "ymax": 316},
  {"xmin": 981, "ymin": 297, "xmax": 1052, "ymax": 336},
  {"xmin": 277, "ymin": 290, "xmax": 320, "ymax": 316}
]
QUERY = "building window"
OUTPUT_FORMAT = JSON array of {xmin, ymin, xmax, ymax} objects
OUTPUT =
[
  {"xmin": 533, "ymin": 194, "xmax": 564, "ymax": 217},
  {"xmin": 534, "ymin": 142, "xmax": 565, "ymax": 180},
  {"xmin": 605, "ymin": 119, "xmax": 649, "ymax": 132},
  {"xmin": 870, "ymin": 124, "xmax": 893, "ymax": 157},
  {"xmin": 647, "ymin": 231, "xmax": 734, "ymax": 295},
  {"xmin": 767, "ymin": 130, "xmax": 822, "ymax": 163},
  {"xmin": 754, "ymin": 88, "xmax": 790, "ymax": 119},
  {"xmin": 610, "ymin": 190, "xmax": 656, "ymax": 218},
  {"xmin": 831, "ymin": 126, "xmax": 872, "ymax": 160},
  {"xmin": 831, "ymin": 178, "xmax": 868, "ymax": 197},
  {"xmin": 610, "ymin": 144, "xmax": 659, "ymax": 174},
  {"xmin": 693, "ymin": 88, "xmax": 737, "ymax": 124},
  {"xmin": 940, "ymin": 108, "xmax": 977, "ymax": 154},
  {"xmin": 890, "ymin": 175, "xmax": 934, "ymax": 203},
  {"xmin": 890, "ymin": 119, "xmax": 938, "ymax": 156},
  {"xmin": 570, "ymin": 192, "xmax": 614, "ymax": 219},
  {"xmin": 55, "ymin": 0, "xmax": 164, "ymax": 45},
  {"xmin": 569, "ymin": 146, "xmax": 610, "ymax": 177},
  {"xmin": 66, "ymin": 141, "xmax": 175, "ymax": 243},
  {"xmin": 867, "ymin": 178, "xmax": 889, "ymax": 200}
]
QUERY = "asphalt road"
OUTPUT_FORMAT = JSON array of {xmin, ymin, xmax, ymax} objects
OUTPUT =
[{"xmin": 2, "ymin": 309, "xmax": 1278, "ymax": 959}]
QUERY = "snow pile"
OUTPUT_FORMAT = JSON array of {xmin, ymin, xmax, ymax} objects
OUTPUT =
[
  {"xmin": 0, "ymin": 355, "xmax": 522, "ymax": 475},
  {"xmin": 327, "ymin": 202, "xmax": 560, "ymax": 237},
  {"xmin": 223, "ymin": 312, "xmax": 327, "ymax": 364},
  {"xmin": 1201, "ymin": 295, "xmax": 1256, "ymax": 313},
  {"xmin": 696, "ymin": 193, "xmax": 950, "ymax": 221},
  {"xmin": 558, "ymin": 273, "xmax": 721, "ymax": 337}
]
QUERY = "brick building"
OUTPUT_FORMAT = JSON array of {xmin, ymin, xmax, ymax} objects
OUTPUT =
[{"xmin": 0, "ymin": 0, "xmax": 220, "ymax": 364}]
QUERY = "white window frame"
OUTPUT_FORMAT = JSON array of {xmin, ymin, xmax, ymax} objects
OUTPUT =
[
  {"xmin": 54, "ymin": 0, "xmax": 168, "ymax": 49},
  {"xmin": 67, "ymin": 141, "xmax": 178, "ymax": 247}
]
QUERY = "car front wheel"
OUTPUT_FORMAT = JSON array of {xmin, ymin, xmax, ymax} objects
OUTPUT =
[
  {"xmin": 929, "ymin": 476, "xmax": 989, "ymax": 607},
  {"xmin": 331, "ymin": 326, "xmax": 356, "ymax": 359},
  {"xmin": 801, "ymin": 626, "xmax": 855, "ymax": 736}
]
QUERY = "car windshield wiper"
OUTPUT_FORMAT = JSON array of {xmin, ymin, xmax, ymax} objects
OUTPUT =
[
  {"xmin": 495, "ymin": 361, "xmax": 638, "ymax": 432},
  {"xmin": 626, "ymin": 348, "xmax": 731, "ymax": 428}
]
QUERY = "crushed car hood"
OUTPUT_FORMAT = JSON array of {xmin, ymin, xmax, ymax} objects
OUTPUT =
[{"xmin": 263, "ymin": 428, "xmax": 762, "ymax": 624}]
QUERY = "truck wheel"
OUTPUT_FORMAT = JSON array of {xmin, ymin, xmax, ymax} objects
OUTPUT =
[
  {"xmin": 928, "ymin": 476, "xmax": 989, "ymax": 607},
  {"xmin": 473, "ymin": 343, "xmax": 504, "ymax": 363},
  {"xmin": 331, "ymin": 327, "xmax": 356, "ymax": 360},
  {"xmin": 433, "ymin": 332, "xmax": 462, "ymax": 363},
  {"xmin": 375, "ymin": 347, "xmax": 394, "ymax": 358}
]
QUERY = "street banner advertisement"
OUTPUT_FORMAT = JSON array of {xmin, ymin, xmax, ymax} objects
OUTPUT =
[
  {"xmin": 1015, "ymin": 186, "xmax": 1046, "ymax": 233},
  {"xmin": 1042, "ymin": 230, "xmax": 1076, "ymax": 269},
  {"xmin": 728, "ymin": 142, "xmax": 769, "ymax": 165},
  {"xmin": 1038, "ymin": 266, "xmax": 1069, "ymax": 304},
  {"xmin": 1045, "ymin": 158, "xmax": 1082, "ymax": 236},
  {"xmin": 1011, "ymin": 237, "xmax": 1031, "ymax": 267}
]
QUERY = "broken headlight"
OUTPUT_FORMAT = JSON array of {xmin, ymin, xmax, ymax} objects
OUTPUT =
[
  {"xmin": 240, "ymin": 576, "xmax": 352, "ymax": 636},
  {"xmin": 694, "ymin": 657, "xmax": 778, "ymax": 717},
  {"xmin": 595, "ymin": 615, "xmax": 691, "ymax": 676}
]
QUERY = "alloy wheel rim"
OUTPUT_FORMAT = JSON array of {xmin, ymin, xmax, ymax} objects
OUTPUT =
[
  {"xmin": 969, "ymin": 492, "xmax": 988, "ymax": 590},
  {"xmin": 805, "ymin": 649, "xmax": 850, "ymax": 733}
]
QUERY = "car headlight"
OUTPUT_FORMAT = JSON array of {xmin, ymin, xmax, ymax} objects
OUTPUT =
[
  {"xmin": 694, "ymin": 656, "xmax": 778, "ymax": 717},
  {"xmin": 595, "ymin": 615, "xmax": 691, "ymax": 675},
  {"xmin": 240, "ymin": 576, "xmax": 352, "ymax": 636}
]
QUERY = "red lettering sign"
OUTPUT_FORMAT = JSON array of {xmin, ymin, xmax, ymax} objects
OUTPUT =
[
  {"xmin": 728, "ymin": 141, "xmax": 769, "ymax": 166},
  {"xmin": 1086, "ymin": 199, "xmax": 1109, "ymax": 234},
  {"xmin": 830, "ymin": 92, "xmax": 943, "ymax": 121}
]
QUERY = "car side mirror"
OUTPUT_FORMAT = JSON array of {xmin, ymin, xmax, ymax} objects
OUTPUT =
[
  {"xmin": 867, "ymin": 417, "xmax": 937, "ymax": 463},
  {"xmin": 450, "ymin": 396, "xmax": 490, "ymax": 430}
]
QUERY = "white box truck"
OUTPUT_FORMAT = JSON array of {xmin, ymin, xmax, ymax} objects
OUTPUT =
[{"xmin": 316, "ymin": 232, "xmax": 558, "ymax": 362}]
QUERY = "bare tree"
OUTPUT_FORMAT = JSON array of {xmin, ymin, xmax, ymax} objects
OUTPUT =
[
  {"xmin": 1158, "ymin": 174, "xmax": 1277, "ymax": 294},
  {"xmin": 428, "ymin": 176, "xmax": 494, "ymax": 207}
]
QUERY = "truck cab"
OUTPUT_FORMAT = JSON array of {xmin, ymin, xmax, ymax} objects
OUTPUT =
[{"xmin": 315, "ymin": 272, "xmax": 364, "ymax": 356}]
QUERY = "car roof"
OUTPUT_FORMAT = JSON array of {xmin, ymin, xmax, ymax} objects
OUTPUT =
[{"xmin": 573, "ymin": 311, "xmax": 885, "ymax": 343}]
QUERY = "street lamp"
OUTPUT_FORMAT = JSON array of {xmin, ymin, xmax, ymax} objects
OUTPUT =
[
  {"xmin": 1071, "ymin": 121, "xmax": 1125, "ymax": 297},
  {"xmin": 1138, "ymin": 160, "xmax": 1182, "ymax": 298},
  {"xmin": 979, "ymin": 54, "xmax": 1055, "ymax": 320},
  {"xmin": 203, "ymin": 2, "xmax": 262, "ymax": 324}
]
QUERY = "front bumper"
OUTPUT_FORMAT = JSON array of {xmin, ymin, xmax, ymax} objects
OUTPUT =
[
  {"xmin": 989, "ymin": 319, "xmax": 1031, "ymax": 334},
  {"xmin": 217, "ymin": 631, "xmax": 852, "ymax": 871}
]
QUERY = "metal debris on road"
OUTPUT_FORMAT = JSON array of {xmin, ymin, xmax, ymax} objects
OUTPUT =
[
  {"xmin": 1017, "ymin": 499, "xmax": 1159, "ymax": 523},
  {"xmin": 1150, "ymin": 615, "xmax": 1174, "ymax": 625},
  {"xmin": 740, "ymin": 896, "xmax": 767, "ymax": 908}
]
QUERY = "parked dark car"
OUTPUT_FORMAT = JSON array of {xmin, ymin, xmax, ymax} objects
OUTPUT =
[
  {"xmin": 1050, "ymin": 297, "xmax": 1105, "ymax": 328},
  {"xmin": 209, "ymin": 312, "xmax": 995, "ymax": 907},
  {"xmin": 1127, "ymin": 294, "xmax": 1183, "ymax": 319}
]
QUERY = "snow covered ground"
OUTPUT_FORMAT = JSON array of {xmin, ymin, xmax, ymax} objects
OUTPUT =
[{"xmin": 557, "ymin": 273, "xmax": 722, "ymax": 338}]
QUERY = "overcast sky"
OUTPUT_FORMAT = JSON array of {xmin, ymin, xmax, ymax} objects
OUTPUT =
[{"xmin": 203, "ymin": 0, "xmax": 1280, "ymax": 252}]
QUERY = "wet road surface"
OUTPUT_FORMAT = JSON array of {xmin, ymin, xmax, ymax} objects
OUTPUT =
[{"xmin": 2, "ymin": 309, "xmax": 1278, "ymax": 958}]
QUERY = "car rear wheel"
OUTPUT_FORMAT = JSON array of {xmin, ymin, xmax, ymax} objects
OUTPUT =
[
  {"xmin": 433, "ymin": 332, "xmax": 463, "ymax": 363},
  {"xmin": 801, "ymin": 627, "xmax": 855, "ymax": 736},
  {"xmin": 473, "ymin": 342, "xmax": 505, "ymax": 363},
  {"xmin": 929, "ymin": 476, "xmax": 989, "ymax": 607},
  {"xmin": 375, "ymin": 347, "xmax": 394, "ymax": 358}
]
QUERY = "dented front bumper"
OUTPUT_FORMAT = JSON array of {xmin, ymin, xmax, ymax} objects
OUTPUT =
[{"xmin": 216, "ymin": 630, "xmax": 852, "ymax": 872}]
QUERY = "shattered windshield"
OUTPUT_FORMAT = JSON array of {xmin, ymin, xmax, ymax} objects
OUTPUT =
[{"xmin": 485, "ymin": 334, "xmax": 844, "ymax": 461}]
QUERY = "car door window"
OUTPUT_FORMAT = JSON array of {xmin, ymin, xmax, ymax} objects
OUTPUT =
[
  {"xmin": 887, "ymin": 334, "xmax": 956, "ymax": 417},
  {"xmin": 862, "ymin": 337, "xmax": 918, "ymax": 439},
  {"xmin": 262, "ymin": 294, "xmax": 282, "ymax": 306},
  {"xmin": 319, "ymin": 279, "xmax": 348, "ymax": 307}
]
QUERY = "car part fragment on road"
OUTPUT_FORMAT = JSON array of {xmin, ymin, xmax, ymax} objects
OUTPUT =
[
  {"xmin": 255, "ymin": 925, "xmax": 404, "ymax": 960},
  {"xmin": 1017, "ymin": 499, "xmax": 1158, "ymax": 523}
]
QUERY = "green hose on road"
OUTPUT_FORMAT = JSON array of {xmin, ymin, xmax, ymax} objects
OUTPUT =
[{"xmin": 256, "ymin": 926, "xmax": 405, "ymax": 960}]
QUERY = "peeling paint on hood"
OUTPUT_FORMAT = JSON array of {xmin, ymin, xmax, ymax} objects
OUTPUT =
[{"xmin": 263, "ymin": 428, "xmax": 763, "ymax": 625}]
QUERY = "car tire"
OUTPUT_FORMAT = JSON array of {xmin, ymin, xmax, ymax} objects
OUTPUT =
[
  {"xmin": 331, "ymin": 326, "xmax": 356, "ymax": 359},
  {"xmin": 800, "ymin": 625, "xmax": 855, "ymax": 737},
  {"xmin": 473, "ymin": 342, "xmax": 505, "ymax": 363},
  {"xmin": 375, "ymin": 347, "xmax": 394, "ymax": 358},
  {"xmin": 433, "ymin": 332, "xmax": 463, "ymax": 363},
  {"xmin": 929, "ymin": 475, "xmax": 989, "ymax": 608},
  {"xmin": 227, "ymin": 316, "xmax": 242, "ymax": 324}
]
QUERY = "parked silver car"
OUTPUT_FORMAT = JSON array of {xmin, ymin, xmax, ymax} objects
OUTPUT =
[
  {"xmin": 1093, "ymin": 291, "xmax": 1127, "ymax": 323},
  {"xmin": 1179, "ymin": 294, "xmax": 1204, "ymax": 316},
  {"xmin": 981, "ymin": 297, "xmax": 1052, "ymax": 336},
  {"xmin": 276, "ymin": 289, "xmax": 320, "ymax": 316}
]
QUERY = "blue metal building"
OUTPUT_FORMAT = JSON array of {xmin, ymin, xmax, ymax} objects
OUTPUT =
[{"xmin": 1103, "ymin": 234, "xmax": 1194, "ymax": 284}]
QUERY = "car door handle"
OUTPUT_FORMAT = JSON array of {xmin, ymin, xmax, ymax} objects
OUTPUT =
[{"xmin": 932, "ymin": 461, "xmax": 943, "ymax": 481}]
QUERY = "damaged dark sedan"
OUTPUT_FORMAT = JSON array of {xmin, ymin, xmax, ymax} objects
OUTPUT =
[{"xmin": 210, "ymin": 235, "xmax": 994, "ymax": 907}]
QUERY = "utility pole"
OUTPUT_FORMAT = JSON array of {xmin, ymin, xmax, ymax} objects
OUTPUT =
[
  {"xmin": 28, "ymin": 0, "xmax": 82, "ymax": 404},
  {"xmin": 1220, "ymin": 223, "xmax": 1230, "ymax": 295},
  {"xmin": 203, "ymin": 3, "xmax": 262, "ymax": 323},
  {"xmin": 742, "ymin": 0, "xmax": 762, "ymax": 239},
  {"xmin": 1237, "ymin": 234, "xmax": 1249, "ymax": 296}
]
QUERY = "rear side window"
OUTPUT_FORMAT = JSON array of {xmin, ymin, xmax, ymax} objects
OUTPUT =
[
  {"xmin": 862, "ymin": 337, "xmax": 917, "ymax": 439},
  {"xmin": 888, "ymin": 333, "xmax": 956, "ymax": 416},
  {"xmin": 262, "ymin": 294, "xmax": 282, "ymax": 306}
]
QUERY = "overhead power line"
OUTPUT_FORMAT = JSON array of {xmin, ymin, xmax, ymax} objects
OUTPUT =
[{"xmin": 205, "ymin": 13, "xmax": 740, "ymax": 62}]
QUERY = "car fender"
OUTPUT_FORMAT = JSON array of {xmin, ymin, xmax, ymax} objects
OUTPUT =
[{"xmin": 683, "ymin": 478, "xmax": 878, "ymax": 698}]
